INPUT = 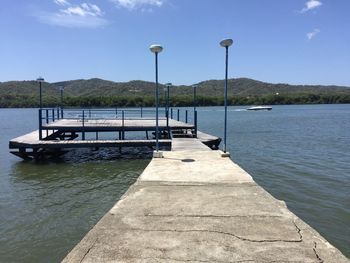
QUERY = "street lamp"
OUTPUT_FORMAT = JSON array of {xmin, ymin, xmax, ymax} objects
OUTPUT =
[
  {"xmin": 150, "ymin": 44, "xmax": 163, "ymax": 158},
  {"xmin": 36, "ymin": 77, "xmax": 45, "ymax": 109},
  {"xmin": 192, "ymin": 84, "xmax": 197, "ymax": 114},
  {"xmin": 59, "ymin": 86, "xmax": 65, "ymax": 119},
  {"xmin": 60, "ymin": 86, "xmax": 64, "ymax": 107},
  {"xmin": 165, "ymin": 83, "xmax": 172, "ymax": 128},
  {"xmin": 163, "ymin": 86, "xmax": 167, "ymax": 107},
  {"xmin": 220, "ymin": 38, "xmax": 233, "ymax": 157}
]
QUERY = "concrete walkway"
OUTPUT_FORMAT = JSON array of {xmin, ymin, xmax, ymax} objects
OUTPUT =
[{"xmin": 63, "ymin": 140, "xmax": 349, "ymax": 262}]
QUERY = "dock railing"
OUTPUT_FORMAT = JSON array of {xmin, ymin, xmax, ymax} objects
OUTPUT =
[{"xmin": 38, "ymin": 107, "xmax": 197, "ymax": 140}]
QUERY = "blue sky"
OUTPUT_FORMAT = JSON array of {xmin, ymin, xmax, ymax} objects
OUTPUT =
[{"xmin": 0, "ymin": 0, "xmax": 349, "ymax": 86}]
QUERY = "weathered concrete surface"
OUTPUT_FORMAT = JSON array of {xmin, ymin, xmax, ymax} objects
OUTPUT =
[
  {"xmin": 171, "ymin": 137, "xmax": 211, "ymax": 151},
  {"xmin": 140, "ymin": 149, "xmax": 253, "ymax": 184},
  {"xmin": 63, "ymin": 148, "xmax": 349, "ymax": 263}
]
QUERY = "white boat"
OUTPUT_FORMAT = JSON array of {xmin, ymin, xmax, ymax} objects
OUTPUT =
[{"xmin": 247, "ymin": 106, "xmax": 272, "ymax": 111}]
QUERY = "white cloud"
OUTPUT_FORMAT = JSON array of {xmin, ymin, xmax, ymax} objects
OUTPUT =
[
  {"xmin": 54, "ymin": 0, "xmax": 70, "ymax": 6},
  {"xmin": 110, "ymin": 0, "xmax": 164, "ymax": 10},
  {"xmin": 37, "ymin": 2, "xmax": 107, "ymax": 28},
  {"xmin": 307, "ymin": 29, "xmax": 320, "ymax": 40},
  {"xmin": 62, "ymin": 3, "xmax": 102, "ymax": 17},
  {"xmin": 300, "ymin": 0, "xmax": 322, "ymax": 13}
]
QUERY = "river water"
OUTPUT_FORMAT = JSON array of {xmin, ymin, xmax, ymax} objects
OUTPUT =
[{"xmin": 0, "ymin": 105, "xmax": 349, "ymax": 262}]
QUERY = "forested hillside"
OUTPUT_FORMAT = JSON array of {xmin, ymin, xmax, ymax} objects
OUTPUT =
[{"xmin": 0, "ymin": 78, "xmax": 349, "ymax": 107}]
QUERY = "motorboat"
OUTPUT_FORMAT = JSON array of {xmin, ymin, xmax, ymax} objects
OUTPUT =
[{"xmin": 247, "ymin": 106, "xmax": 272, "ymax": 111}]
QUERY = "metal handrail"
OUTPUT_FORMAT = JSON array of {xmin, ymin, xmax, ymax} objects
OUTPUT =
[{"xmin": 38, "ymin": 107, "xmax": 198, "ymax": 140}]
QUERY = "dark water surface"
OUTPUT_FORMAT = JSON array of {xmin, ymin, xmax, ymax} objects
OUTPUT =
[{"xmin": 0, "ymin": 105, "xmax": 349, "ymax": 262}]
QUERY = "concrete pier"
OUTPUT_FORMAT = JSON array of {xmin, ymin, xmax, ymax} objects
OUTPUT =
[{"xmin": 62, "ymin": 138, "xmax": 349, "ymax": 262}]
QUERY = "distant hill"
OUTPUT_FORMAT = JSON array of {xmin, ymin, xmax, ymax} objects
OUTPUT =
[
  {"xmin": 1, "ymin": 77, "xmax": 350, "ymax": 97},
  {"xmin": 197, "ymin": 78, "xmax": 350, "ymax": 96},
  {"xmin": 0, "ymin": 78, "xmax": 349, "ymax": 107}
]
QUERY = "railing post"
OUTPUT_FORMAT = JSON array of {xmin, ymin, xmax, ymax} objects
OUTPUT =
[
  {"xmin": 122, "ymin": 110, "xmax": 125, "ymax": 140},
  {"xmin": 39, "ymin": 109, "xmax": 43, "ymax": 140},
  {"xmin": 194, "ymin": 110, "xmax": 198, "ymax": 138},
  {"xmin": 171, "ymin": 108, "xmax": 173, "ymax": 119},
  {"xmin": 57, "ymin": 108, "xmax": 60, "ymax": 120},
  {"xmin": 185, "ymin": 110, "xmax": 188, "ymax": 123},
  {"xmin": 61, "ymin": 108, "xmax": 64, "ymax": 119},
  {"xmin": 177, "ymin": 109, "xmax": 180, "ymax": 121},
  {"xmin": 166, "ymin": 109, "xmax": 169, "ymax": 128},
  {"xmin": 52, "ymin": 108, "xmax": 55, "ymax": 122},
  {"xmin": 115, "ymin": 108, "xmax": 118, "ymax": 118},
  {"xmin": 89, "ymin": 109, "xmax": 91, "ymax": 119},
  {"xmin": 140, "ymin": 106, "xmax": 143, "ymax": 118},
  {"xmin": 82, "ymin": 110, "xmax": 85, "ymax": 140},
  {"xmin": 45, "ymin": 109, "xmax": 49, "ymax": 124}
]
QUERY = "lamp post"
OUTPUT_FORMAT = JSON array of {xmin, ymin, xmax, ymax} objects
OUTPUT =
[
  {"xmin": 220, "ymin": 38, "xmax": 233, "ymax": 156},
  {"xmin": 59, "ymin": 86, "xmax": 65, "ymax": 118},
  {"xmin": 150, "ymin": 44, "xmax": 163, "ymax": 158},
  {"xmin": 163, "ymin": 86, "xmax": 167, "ymax": 108},
  {"xmin": 165, "ymin": 83, "xmax": 172, "ymax": 127},
  {"xmin": 60, "ymin": 86, "xmax": 64, "ymax": 107},
  {"xmin": 36, "ymin": 77, "xmax": 44, "ymax": 140},
  {"xmin": 36, "ymin": 77, "xmax": 45, "ymax": 109},
  {"xmin": 192, "ymin": 84, "xmax": 197, "ymax": 116}
]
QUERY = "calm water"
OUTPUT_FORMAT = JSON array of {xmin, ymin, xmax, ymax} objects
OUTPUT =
[{"xmin": 0, "ymin": 105, "xmax": 349, "ymax": 262}]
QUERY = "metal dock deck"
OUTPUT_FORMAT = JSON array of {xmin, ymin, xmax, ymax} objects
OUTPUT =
[{"xmin": 9, "ymin": 108, "xmax": 221, "ymax": 159}]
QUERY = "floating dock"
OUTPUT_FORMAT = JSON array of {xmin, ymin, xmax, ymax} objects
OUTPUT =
[
  {"xmin": 62, "ymin": 138, "xmax": 349, "ymax": 262},
  {"xmin": 9, "ymin": 108, "xmax": 221, "ymax": 159}
]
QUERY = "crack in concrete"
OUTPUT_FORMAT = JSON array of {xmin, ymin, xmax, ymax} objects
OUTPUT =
[
  {"xmin": 268, "ymin": 261, "xmax": 303, "ymax": 263},
  {"xmin": 79, "ymin": 238, "xmax": 98, "ymax": 263},
  {"xmin": 130, "ymin": 228, "xmax": 302, "ymax": 243},
  {"xmin": 293, "ymin": 221, "xmax": 303, "ymax": 241},
  {"xmin": 124, "ymin": 255, "xmax": 301, "ymax": 263},
  {"xmin": 313, "ymin": 242, "xmax": 324, "ymax": 263}
]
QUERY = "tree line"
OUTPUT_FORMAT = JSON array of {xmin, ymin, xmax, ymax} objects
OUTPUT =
[{"xmin": 1, "ymin": 93, "xmax": 350, "ymax": 108}]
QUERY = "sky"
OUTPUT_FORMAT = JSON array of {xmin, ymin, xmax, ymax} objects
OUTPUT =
[{"xmin": 0, "ymin": 0, "xmax": 349, "ymax": 86}]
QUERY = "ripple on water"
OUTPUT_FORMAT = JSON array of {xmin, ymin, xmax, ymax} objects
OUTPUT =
[{"xmin": 0, "ymin": 147, "xmax": 151, "ymax": 263}]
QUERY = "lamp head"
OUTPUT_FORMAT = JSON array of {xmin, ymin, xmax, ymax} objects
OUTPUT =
[
  {"xmin": 149, "ymin": 44, "xmax": 163, "ymax": 53},
  {"xmin": 165, "ymin": 83, "xmax": 172, "ymax": 87},
  {"xmin": 60, "ymin": 86, "xmax": 65, "ymax": 91},
  {"xmin": 220, "ymin": 38, "xmax": 233, "ymax": 48},
  {"xmin": 36, "ymin": 77, "xmax": 45, "ymax": 82}
]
